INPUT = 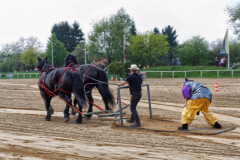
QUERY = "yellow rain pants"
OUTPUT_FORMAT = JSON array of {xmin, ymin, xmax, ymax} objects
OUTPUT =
[{"xmin": 181, "ymin": 98, "xmax": 218, "ymax": 125}]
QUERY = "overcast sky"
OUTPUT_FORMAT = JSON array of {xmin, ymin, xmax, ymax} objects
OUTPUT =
[{"xmin": 0, "ymin": 0, "xmax": 238, "ymax": 49}]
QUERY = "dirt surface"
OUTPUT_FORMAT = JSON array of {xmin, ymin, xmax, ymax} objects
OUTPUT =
[{"xmin": 0, "ymin": 78, "xmax": 240, "ymax": 159}]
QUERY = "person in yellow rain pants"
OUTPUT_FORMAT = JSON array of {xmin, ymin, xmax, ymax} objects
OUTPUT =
[{"xmin": 178, "ymin": 78, "xmax": 222, "ymax": 131}]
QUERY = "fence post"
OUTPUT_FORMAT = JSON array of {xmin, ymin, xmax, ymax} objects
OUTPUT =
[
  {"xmin": 217, "ymin": 70, "xmax": 219, "ymax": 78},
  {"xmin": 161, "ymin": 72, "xmax": 162, "ymax": 78},
  {"xmin": 201, "ymin": 71, "xmax": 202, "ymax": 78},
  {"xmin": 185, "ymin": 71, "xmax": 186, "ymax": 77},
  {"xmin": 172, "ymin": 71, "xmax": 174, "ymax": 78},
  {"xmin": 23, "ymin": 74, "xmax": 25, "ymax": 78},
  {"xmin": 147, "ymin": 84, "xmax": 152, "ymax": 119},
  {"xmin": 117, "ymin": 87, "xmax": 123, "ymax": 126},
  {"xmin": 232, "ymin": 70, "xmax": 233, "ymax": 77},
  {"xmin": 30, "ymin": 74, "xmax": 31, "ymax": 78}
]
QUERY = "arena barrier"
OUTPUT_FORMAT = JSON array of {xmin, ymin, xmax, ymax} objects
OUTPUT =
[{"xmin": 117, "ymin": 83, "xmax": 152, "ymax": 126}]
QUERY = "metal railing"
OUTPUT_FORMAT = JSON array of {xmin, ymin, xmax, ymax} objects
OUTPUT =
[
  {"xmin": 117, "ymin": 84, "xmax": 152, "ymax": 126},
  {"xmin": 144, "ymin": 69, "xmax": 240, "ymax": 78}
]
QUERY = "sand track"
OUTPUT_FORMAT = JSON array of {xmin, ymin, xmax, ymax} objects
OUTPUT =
[{"xmin": 0, "ymin": 78, "xmax": 240, "ymax": 159}]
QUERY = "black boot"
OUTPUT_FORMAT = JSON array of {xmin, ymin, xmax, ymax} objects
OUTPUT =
[
  {"xmin": 126, "ymin": 118, "xmax": 134, "ymax": 123},
  {"xmin": 130, "ymin": 121, "xmax": 141, "ymax": 127},
  {"xmin": 213, "ymin": 121, "xmax": 222, "ymax": 129},
  {"xmin": 178, "ymin": 124, "xmax": 188, "ymax": 131}
]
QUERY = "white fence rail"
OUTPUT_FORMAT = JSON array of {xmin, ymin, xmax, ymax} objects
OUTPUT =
[
  {"xmin": 0, "ymin": 69, "xmax": 240, "ymax": 79},
  {"xmin": 145, "ymin": 69, "xmax": 240, "ymax": 78}
]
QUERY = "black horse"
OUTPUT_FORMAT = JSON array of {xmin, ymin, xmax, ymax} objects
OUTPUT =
[
  {"xmin": 63, "ymin": 53, "xmax": 115, "ymax": 118},
  {"xmin": 37, "ymin": 57, "xmax": 86, "ymax": 124}
]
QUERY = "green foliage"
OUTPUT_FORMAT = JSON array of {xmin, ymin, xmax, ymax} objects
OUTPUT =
[
  {"xmin": 88, "ymin": 7, "xmax": 134, "ymax": 64},
  {"xmin": 153, "ymin": 27, "xmax": 160, "ymax": 34},
  {"xmin": 45, "ymin": 33, "xmax": 68, "ymax": 67},
  {"xmin": 161, "ymin": 25, "xmax": 179, "ymax": 62},
  {"xmin": 130, "ymin": 32, "xmax": 169, "ymax": 66},
  {"xmin": 71, "ymin": 43, "xmax": 85, "ymax": 64},
  {"xmin": 177, "ymin": 35, "xmax": 211, "ymax": 66},
  {"xmin": 229, "ymin": 38, "xmax": 240, "ymax": 64},
  {"xmin": 108, "ymin": 61, "xmax": 131, "ymax": 78},
  {"xmin": 21, "ymin": 47, "xmax": 39, "ymax": 69},
  {"xmin": 51, "ymin": 21, "xmax": 85, "ymax": 53},
  {"xmin": 225, "ymin": 2, "xmax": 240, "ymax": 38}
]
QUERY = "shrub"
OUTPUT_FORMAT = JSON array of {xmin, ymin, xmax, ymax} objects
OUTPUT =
[{"xmin": 108, "ymin": 61, "xmax": 131, "ymax": 78}]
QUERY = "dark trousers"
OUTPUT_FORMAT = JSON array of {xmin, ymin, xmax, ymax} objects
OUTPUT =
[{"xmin": 130, "ymin": 91, "xmax": 142, "ymax": 123}]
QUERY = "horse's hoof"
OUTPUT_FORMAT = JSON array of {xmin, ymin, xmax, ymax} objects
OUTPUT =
[
  {"xmin": 64, "ymin": 117, "xmax": 70, "ymax": 123},
  {"xmin": 75, "ymin": 119, "xmax": 82, "ymax": 124},
  {"xmin": 84, "ymin": 117, "xmax": 91, "ymax": 120},
  {"xmin": 44, "ymin": 117, "xmax": 51, "ymax": 121}
]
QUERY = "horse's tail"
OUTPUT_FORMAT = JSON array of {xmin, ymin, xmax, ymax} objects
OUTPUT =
[
  {"xmin": 98, "ymin": 69, "xmax": 115, "ymax": 107},
  {"xmin": 72, "ymin": 72, "xmax": 86, "ymax": 109}
]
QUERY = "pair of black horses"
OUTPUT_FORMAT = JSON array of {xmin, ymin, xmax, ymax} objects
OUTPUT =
[{"xmin": 37, "ymin": 54, "xmax": 115, "ymax": 124}]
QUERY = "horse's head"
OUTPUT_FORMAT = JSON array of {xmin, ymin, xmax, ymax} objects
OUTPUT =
[
  {"xmin": 37, "ymin": 57, "xmax": 48, "ymax": 71},
  {"xmin": 63, "ymin": 53, "xmax": 78, "ymax": 67}
]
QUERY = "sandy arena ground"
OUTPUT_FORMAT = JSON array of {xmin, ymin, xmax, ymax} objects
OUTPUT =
[{"xmin": 0, "ymin": 78, "xmax": 240, "ymax": 159}]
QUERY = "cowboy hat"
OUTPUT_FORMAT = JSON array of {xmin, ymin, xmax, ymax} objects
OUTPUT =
[{"xmin": 128, "ymin": 64, "xmax": 139, "ymax": 70}]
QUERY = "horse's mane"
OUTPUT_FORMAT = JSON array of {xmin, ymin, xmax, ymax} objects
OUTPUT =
[
  {"xmin": 64, "ymin": 54, "xmax": 78, "ymax": 67},
  {"xmin": 42, "ymin": 62, "xmax": 53, "ymax": 72}
]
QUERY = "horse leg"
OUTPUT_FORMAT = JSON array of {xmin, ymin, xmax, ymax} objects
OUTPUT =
[
  {"xmin": 97, "ymin": 86, "xmax": 112, "ymax": 112},
  {"xmin": 59, "ymin": 93, "xmax": 72, "ymax": 123},
  {"xmin": 40, "ymin": 91, "xmax": 52, "ymax": 121},
  {"xmin": 75, "ymin": 100, "xmax": 83, "ymax": 124},
  {"xmin": 85, "ymin": 90, "xmax": 93, "ymax": 119},
  {"xmin": 49, "ymin": 105, "xmax": 54, "ymax": 115},
  {"xmin": 70, "ymin": 96, "xmax": 77, "ymax": 115}
]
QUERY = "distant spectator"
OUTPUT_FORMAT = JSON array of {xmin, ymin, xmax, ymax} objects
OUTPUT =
[
  {"xmin": 172, "ymin": 59, "xmax": 175, "ymax": 66},
  {"xmin": 219, "ymin": 58, "xmax": 223, "ymax": 67},
  {"xmin": 177, "ymin": 58, "xmax": 180, "ymax": 66},
  {"xmin": 138, "ymin": 64, "xmax": 142, "ymax": 70},
  {"xmin": 143, "ymin": 66, "xmax": 146, "ymax": 69},
  {"xmin": 215, "ymin": 57, "xmax": 219, "ymax": 67},
  {"xmin": 104, "ymin": 67, "xmax": 107, "ymax": 71},
  {"xmin": 222, "ymin": 57, "xmax": 226, "ymax": 67},
  {"xmin": 231, "ymin": 63, "xmax": 237, "ymax": 70}
]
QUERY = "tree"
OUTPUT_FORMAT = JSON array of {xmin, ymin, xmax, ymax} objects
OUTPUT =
[
  {"xmin": 225, "ymin": 2, "xmax": 240, "ymax": 38},
  {"xmin": 161, "ymin": 25, "xmax": 178, "ymax": 62},
  {"xmin": 0, "ymin": 36, "xmax": 43, "ymax": 71},
  {"xmin": 21, "ymin": 47, "xmax": 39, "ymax": 69},
  {"xmin": 130, "ymin": 32, "xmax": 169, "ymax": 66},
  {"xmin": 88, "ymin": 7, "xmax": 135, "ymax": 64},
  {"xmin": 51, "ymin": 21, "xmax": 85, "ymax": 53},
  {"xmin": 177, "ymin": 35, "xmax": 211, "ymax": 66},
  {"xmin": 45, "ymin": 33, "xmax": 68, "ymax": 67},
  {"xmin": 71, "ymin": 43, "xmax": 86, "ymax": 64},
  {"xmin": 229, "ymin": 38, "xmax": 240, "ymax": 64},
  {"xmin": 153, "ymin": 27, "xmax": 160, "ymax": 34},
  {"xmin": 130, "ymin": 20, "xmax": 137, "ymax": 35}
]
